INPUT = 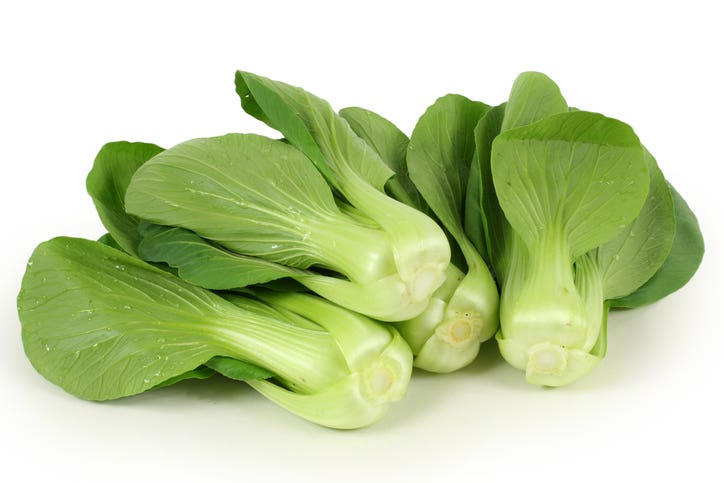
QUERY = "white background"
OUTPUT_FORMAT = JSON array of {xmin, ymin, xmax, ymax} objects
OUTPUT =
[{"xmin": 2, "ymin": 1, "xmax": 722, "ymax": 481}]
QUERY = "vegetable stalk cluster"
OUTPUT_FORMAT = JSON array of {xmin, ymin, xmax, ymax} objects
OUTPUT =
[{"xmin": 17, "ymin": 69, "xmax": 703, "ymax": 428}]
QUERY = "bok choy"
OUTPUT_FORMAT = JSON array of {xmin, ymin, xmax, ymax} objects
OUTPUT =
[
  {"xmin": 340, "ymin": 100, "xmax": 499, "ymax": 373},
  {"xmin": 472, "ymin": 72, "xmax": 704, "ymax": 386},
  {"xmin": 18, "ymin": 237, "xmax": 412, "ymax": 429}
]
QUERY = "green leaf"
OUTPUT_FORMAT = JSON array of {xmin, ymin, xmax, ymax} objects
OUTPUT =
[
  {"xmin": 466, "ymin": 103, "xmax": 506, "ymax": 264},
  {"xmin": 500, "ymin": 72, "xmax": 568, "ymax": 132},
  {"xmin": 205, "ymin": 356, "xmax": 274, "ymax": 381},
  {"xmin": 18, "ymin": 237, "xmax": 238, "ymax": 400},
  {"xmin": 18, "ymin": 237, "xmax": 360, "ymax": 400},
  {"xmin": 492, "ymin": 111, "xmax": 649, "ymax": 258},
  {"xmin": 235, "ymin": 71, "xmax": 393, "ymax": 193},
  {"xmin": 610, "ymin": 184, "xmax": 704, "ymax": 308},
  {"xmin": 407, "ymin": 94, "xmax": 491, "ymax": 262},
  {"xmin": 340, "ymin": 106, "xmax": 426, "ymax": 211},
  {"xmin": 597, "ymin": 150, "xmax": 676, "ymax": 300},
  {"xmin": 86, "ymin": 141, "xmax": 164, "ymax": 255},
  {"xmin": 138, "ymin": 224, "xmax": 299, "ymax": 290},
  {"xmin": 125, "ymin": 133, "xmax": 352, "ymax": 270},
  {"xmin": 153, "ymin": 366, "xmax": 216, "ymax": 389}
]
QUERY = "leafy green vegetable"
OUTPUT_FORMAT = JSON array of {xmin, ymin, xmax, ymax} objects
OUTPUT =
[
  {"xmin": 125, "ymin": 132, "xmax": 440, "ymax": 321},
  {"xmin": 17, "ymin": 67, "xmax": 705, "ymax": 427},
  {"xmin": 235, "ymin": 71, "xmax": 451, "ymax": 317},
  {"xmin": 18, "ymin": 237, "xmax": 412, "ymax": 428},
  {"xmin": 391, "ymin": 95, "xmax": 499, "ymax": 372},
  {"xmin": 478, "ymin": 72, "xmax": 703, "ymax": 386}
]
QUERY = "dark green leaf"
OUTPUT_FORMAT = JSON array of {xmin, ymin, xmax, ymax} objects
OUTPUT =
[
  {"xmin": 235, "ymin": 71, "xmax": 393, "ymax": 193},
  {"xmin": 340, "ymin": 106, "xmax": 426, "ymax": 211},
  {"xmin": 138, "ymin": 224, "xmax": 299, "ymax": 290},
  {"xmin": 205, "ymin": 356, "xmax": 274, "ymax": 381},
  {"xmin": 467, "ymin": 103, "xmax": 506, "ymax": 264},
  {"xmin": 86, "ymin": 141, "xmax": 164, "ymax": 255},
  {"xmin": 407, "ymin": 94, "xmax": 490, "ymax": 264},
  {"xmin": 610, "ymin": 184, "xmax": 704, "ymax": 308},
  {"xmin": 153, "ymin": 366, "xmax": 216, "ymax": 389},
  {"xmin": 598, "ymin": 151, "xmax": 676, "ymax": 300}
]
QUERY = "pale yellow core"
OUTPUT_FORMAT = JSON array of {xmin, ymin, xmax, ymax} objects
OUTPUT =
[
  {"xmin": 528, "ymin": 343, "xmax": 568, "ymax": 374},
  {"xmin": 450, "ymin": 320, "xmax": 472, "ymax": 343}
]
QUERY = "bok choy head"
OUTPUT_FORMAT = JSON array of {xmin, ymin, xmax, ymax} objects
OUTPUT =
[
  {"xmin": 474, "ymin": 72, "xmax": 703, "ymax": 386},
  {"xmin": 17, "ymin": 237, "xmax": 412, "ymax": 429},
  {"xmin": 340, "ymin": 99, "xmax": 500, "ymax": 373},
  {"xmin": 123, "ymin": 132, "xmax": 445, "ymax": 322},
  {"xmin": 233, "ymin": 71, "xmax": 452, "ymax": 318}
]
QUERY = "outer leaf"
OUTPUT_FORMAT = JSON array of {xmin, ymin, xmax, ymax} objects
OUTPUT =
[
  {"xmin": 340, "ymin": 106, "xmax": 426, "ymax": 211},
  {"xmin": 126, "ymin": 133, "xmax": 357, "ymax": 270},
  {"xmin": 153, "ymin": 366, "xmax": 216, "ymax": 389},
  {"xmin": 466, "ymin": 103, "xmax": 506, "ymax": 264},
  {"xmin": 18, "ymin": 237, "xmax": 239, "ymax": 400},
  {"xmin": 18, "ymin": 237, "xmax": 355, "ymax": 400},
  {"xmin": 205, "ymin": 356, "xmax": 274, "ymax": 381},
  {"xmin": 500, "ymin": 71, "xmax": 568, "ymax": 132},
  {"xmin": 407, "ymin": 94, "xmax": 491, "ymax": 258},
  {"xmin": 610, "ymin": 184, "xmax": 704, "ymax": 308},
  {"xmin": 235, "ymin": 71, "xmax": 393, "ymax": 193},
  {"xmin": 86, "ymin": 141, "xmax": 164, "ymax": 255},
  {"xmin": 138, "ymin": 225, "xmax": 299, "ymax": 290},
  {"xmin": 597, "ymin": 150, "xmax": 676, "ymax": 300},
  {"xmin": 492, "ymin": 111, "xmax": 649, "ymax": 258}
]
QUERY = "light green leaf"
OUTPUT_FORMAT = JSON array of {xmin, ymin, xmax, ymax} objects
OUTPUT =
[
  {"xmin": 500, "ymin": 71, "xmax": 568, "ymax": 132},
  {"xmin": 492, "ymin": 111, "xmax": 649, "ymax": 258},
  {"xmin": 610, "ymin": 184, "xmax": 704, "ymax": 308},
  {"xmin": 86, "ymin": 141, "xmax": 164, "ymax": 255},
  {"xmin": 126, "ymin": 133, "xmax": 355, "ymax": 271},
  {"xmin": 18, "ymin": 237, "xmax": 352, "ymax": 400},
  {"xmin": 18, "ymin": 237, "xmax": 241, "ymax": 400}
]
